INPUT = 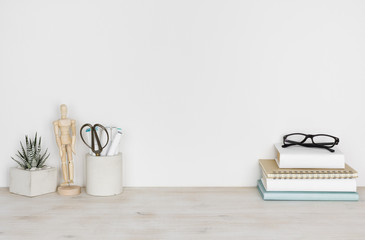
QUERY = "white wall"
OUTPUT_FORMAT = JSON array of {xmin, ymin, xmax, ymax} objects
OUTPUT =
[{"xmin": 1, "ymin": 0, "xmax": 365, "ymax": 187}]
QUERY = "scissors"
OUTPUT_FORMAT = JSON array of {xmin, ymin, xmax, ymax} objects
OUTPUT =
[{"xmin": 80, "ymin": 123, "xmax": 109, "ymax": 156}]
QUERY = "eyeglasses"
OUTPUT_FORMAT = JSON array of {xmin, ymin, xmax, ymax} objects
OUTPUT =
[{"xmin": 282, "ymin": 133, "xmax": 339, "ymax": 152}]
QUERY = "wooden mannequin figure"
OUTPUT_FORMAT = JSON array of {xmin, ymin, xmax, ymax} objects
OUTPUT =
[{"xmin": 53, "ymin": 104, "xmax": 81, "ymax": 196}]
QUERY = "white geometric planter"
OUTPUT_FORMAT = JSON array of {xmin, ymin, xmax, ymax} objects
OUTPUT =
[
  {"xmin": 86, "ymin": 153, "xmax": 123, "ymax": 196},
  {"xmin": 9, "ymin": 167, "xmax": 57, "ymax": 197}
]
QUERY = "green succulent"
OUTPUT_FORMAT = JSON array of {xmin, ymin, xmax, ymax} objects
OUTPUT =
[{"xmin": 11, "ymin": 133, "xmax": 50, "ymax": 170}]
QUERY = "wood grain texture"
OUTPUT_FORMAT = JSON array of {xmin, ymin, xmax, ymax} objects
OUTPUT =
[{"xmin": 0, "ymin": 187, "xmax": 364, "ymax": 240}]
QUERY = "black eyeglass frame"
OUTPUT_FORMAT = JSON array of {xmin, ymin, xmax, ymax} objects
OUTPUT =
[{"xmin": 282, "ymin": 133, "xmax": 339, "ymax": 152}]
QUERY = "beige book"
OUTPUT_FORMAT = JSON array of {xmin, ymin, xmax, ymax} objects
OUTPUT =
[{"xmin": 259, "ymin": 159, "xmax": 358, "ymax": 179}]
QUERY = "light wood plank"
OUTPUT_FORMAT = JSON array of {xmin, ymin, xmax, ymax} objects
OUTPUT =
[{"xmin": 0, "ymin": 187, "xmax": 364, "ymax": 240}]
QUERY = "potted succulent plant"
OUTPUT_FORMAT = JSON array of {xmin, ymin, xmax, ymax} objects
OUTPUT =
[{"xmin": 9, "ymin": 133, "xmax": 57, "ymax": 197}]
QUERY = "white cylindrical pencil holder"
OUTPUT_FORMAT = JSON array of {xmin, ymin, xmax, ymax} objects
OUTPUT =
[{"xmin": 86, "ymin": 153, "xmax": 123, "ymax": 196}]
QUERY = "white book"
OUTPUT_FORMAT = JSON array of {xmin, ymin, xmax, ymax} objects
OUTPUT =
[
  {"xmin": 261, "ymin": 173, "xmax": 356, "ymax": 192},
  {"xmin": 274, "ymin": 143, "xmax": 345, "ymax": 169}
]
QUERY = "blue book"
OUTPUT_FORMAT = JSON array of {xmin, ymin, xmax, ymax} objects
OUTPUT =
[{"xmin": 257, "ymin": 180, "xmax": 359, "ymax": 201}]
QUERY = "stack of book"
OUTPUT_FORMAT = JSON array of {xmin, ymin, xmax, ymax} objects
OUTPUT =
[{"xmin": 257, "ymin": 143, "xmax": 359, "ymax": 201}]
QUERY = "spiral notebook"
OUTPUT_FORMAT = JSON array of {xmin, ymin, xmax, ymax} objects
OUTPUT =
[{"xmin": 259, "ymin": 159, "xmax": 358, "ymax": 179}]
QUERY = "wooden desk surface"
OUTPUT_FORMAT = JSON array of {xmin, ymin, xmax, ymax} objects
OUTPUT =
[{"xmin": 0, "ymin": 187, "xmax": 364, "ymax": 240}]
